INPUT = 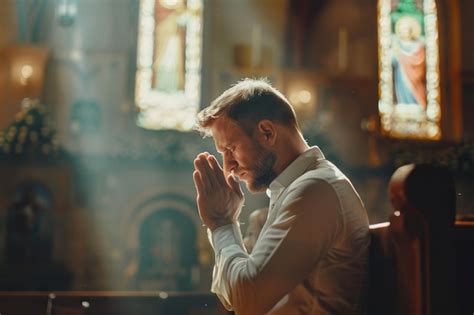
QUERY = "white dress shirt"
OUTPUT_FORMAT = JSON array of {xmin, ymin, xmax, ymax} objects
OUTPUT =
[{"xmin": 208, "ymin": 147, "xmax": 370, "ymax": 314}]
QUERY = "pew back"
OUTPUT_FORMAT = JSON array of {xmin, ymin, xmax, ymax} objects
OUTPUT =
[{"xmin": 367, "ymin": 164, "xmax": 474, "ymax": 315}]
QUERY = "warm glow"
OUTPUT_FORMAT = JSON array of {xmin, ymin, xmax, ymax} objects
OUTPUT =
[
  {"xmin": 160, "ymin": 0, "xmax": 181, "ymax": 9},
  {"xmin": 135, "ymin": 0, "xmax": 203, "ymax": 131},
  {"xmin": 369, "ymin": 222, "xmax": 391, "ymax": 229},
  {"xmin": 21, "ymin": 64, "xmax": 34, "ymax": 79},
  {"xmin": 289, "ymin": 92, "xmax": 298, "ymax": 105},
  {"xmin": 298, "ymin": 90, "xmax": 312, "ymax": 104},
  {"xmin": 20, "ymin": 64, "xmax": 34, "ymax": 85},
  {"xmin": 289, "ymin": 89, "xmax": 312, "ymax": 108}
]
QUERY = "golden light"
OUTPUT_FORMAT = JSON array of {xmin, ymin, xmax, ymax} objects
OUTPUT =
[
  {"xmin": 20, "ymin": 64, "xmax": 34, "ymax": 85},
  {"xmin": 4, "ymin": 44, "xmax": 49, "ymax": 104},
  {"xmin": 287, "ymin": 83, "xmax": 316, "ymax": 114},
  {"xmin": 282, "ymin": 71, "xmax": 318, "ymax": 124},
  {"xmin": 289, "ymin": 89, "xmax": 313, "ymax": 110},
  {"xmin": 159, "ymin": 0, "xmax": 181, "ymax": 9},
  {"xmin": 297, "ymin": 90, "xmax": 312, "ymax": 104}
]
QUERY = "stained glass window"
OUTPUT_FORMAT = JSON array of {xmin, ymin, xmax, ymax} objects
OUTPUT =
[
  {"xmin": 135, "ymin": 0, "xmax": 203, "ymax": 131},
  {"xmin": 378, "ymin": 0, "xmax": 441, "ymax": 140}
]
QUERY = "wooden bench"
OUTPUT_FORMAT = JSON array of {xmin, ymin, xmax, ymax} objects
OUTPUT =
[
  {"xmin": 368, "ymin": 164, "xmax": 474, "ymax": 315},
  {"xmin": 0, "ymin": 291, "xmax": 230, "ymax": 315}
]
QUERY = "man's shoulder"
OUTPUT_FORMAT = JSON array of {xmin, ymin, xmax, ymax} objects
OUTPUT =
[
  {"xmin": 284, "ymin": 161, "xmax": 357, "ymax": 204},
  {"xmin": 294, "ymin": 160, "xmax": 346, "ymax": 185},
  {"xmin": 284, "ymin": 164, "xmax": 342, "ymax": 201}
]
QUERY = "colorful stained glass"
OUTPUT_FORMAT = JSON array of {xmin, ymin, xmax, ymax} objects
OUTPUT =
[
  {"xmin": 378, "ymin": 0, "xmax": 441, "ymax": 140},
  {"xmin": 135, "ymin": 0, "xmax": 203, "ymax": 131}
]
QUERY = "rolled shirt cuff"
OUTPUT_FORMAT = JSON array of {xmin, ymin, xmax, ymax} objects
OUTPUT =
[{"xmin": 207, "ymin": 223, "xmax": 246, "ymax": 254}]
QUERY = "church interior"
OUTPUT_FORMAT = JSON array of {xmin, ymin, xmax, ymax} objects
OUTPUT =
[{"xmin": 0, "ymin": 0, "xmax": 472, "ymax": 314}]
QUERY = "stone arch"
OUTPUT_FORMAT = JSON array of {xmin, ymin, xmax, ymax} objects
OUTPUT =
[{"xmin": 121, "ymin": 192, "xmax": 210, "ymax": 290}]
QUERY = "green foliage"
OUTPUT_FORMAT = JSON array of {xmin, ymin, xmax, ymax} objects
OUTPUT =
[{"xmin": 0, "ymin": 99, "xmax": 60, "ymax": 158}]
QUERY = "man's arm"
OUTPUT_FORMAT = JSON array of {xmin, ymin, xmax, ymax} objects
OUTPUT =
[{"xmin": 209, "ymin": 179, "xmax": 342, "ymax": 314}]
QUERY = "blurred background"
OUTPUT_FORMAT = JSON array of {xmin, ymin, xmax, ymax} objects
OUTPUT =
[{"xmin": 0, "ymin": 0, "xmax": 472, "ymax": 292}]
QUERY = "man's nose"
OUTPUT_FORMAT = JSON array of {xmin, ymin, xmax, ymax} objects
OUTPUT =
[{"xmin": 223, "ymin": 152, "xmax": 237, "ymax": 175}]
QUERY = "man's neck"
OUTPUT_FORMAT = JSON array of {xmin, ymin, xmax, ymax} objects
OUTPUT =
[{"xmin": 274, "ymin": 135, "xmax": 309, "ymax": 175}]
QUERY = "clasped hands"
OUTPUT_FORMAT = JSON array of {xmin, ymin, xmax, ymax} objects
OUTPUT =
[{"xmin": 193, "ymin": 152, "xmax": 244, "ymax": 231}]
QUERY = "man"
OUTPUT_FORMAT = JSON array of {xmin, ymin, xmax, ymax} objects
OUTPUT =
[{"xmin": 193, "ymin": 79, "xmax": 370, "ymax": 315}]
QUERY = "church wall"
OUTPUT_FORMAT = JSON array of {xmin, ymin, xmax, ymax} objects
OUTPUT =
[
  {"xmin": 301, "ymin": 0, "xmax": 378, "ymax": 167},
  {"xmin": 0, "ymin": 1, "xmax": 17, "ymax": 130},
  {"xmin": 0, "ymin": 0, "xmax": 280, "ymax": 291},
  {"xmin": 0, "ymin": 0, "xmax": 472, "ymax": 292}
]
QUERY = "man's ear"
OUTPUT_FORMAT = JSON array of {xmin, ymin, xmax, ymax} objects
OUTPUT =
[{"xmin": 256, "ymin": 120, "xmax": 276, "ymax": 145}]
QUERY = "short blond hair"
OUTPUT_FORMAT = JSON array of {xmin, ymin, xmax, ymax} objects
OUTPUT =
[{"xmin": 195, "ymin": 78, "xmax": 299, "ymax": 137}]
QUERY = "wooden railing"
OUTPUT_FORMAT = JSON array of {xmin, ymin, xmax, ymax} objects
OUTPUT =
[{"xmin": 0, "ymin": 291, "xmax": 230, "ymax": 315}]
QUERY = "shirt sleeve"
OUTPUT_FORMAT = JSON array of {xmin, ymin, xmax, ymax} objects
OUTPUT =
[{"xmin": 208, "ymin": 179, "xmax": 342, "ymax": 315}]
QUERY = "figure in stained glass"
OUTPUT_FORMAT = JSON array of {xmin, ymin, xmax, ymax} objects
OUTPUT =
[
  {"xmin": 378, "ymin": 0, "xmax": 441, "ymax": 139},
  {"xmin": 392, "ymin": 14, "xmax": 426, "ymax": 109}
]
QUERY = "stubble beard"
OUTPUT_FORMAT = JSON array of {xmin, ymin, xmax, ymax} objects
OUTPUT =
[{"xmin": 247, "ymin": 146, "xmax": 277, "ymax": 193}]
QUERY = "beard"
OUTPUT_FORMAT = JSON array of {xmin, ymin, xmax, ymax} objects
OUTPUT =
[{"xmin": 246, "ymin": 144, "xmax": 277, "ymax": 193}]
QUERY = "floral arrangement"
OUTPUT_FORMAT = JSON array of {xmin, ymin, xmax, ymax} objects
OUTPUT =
[{"xmin": 0, "ymin": 99, "xmax": 60, "ymax": 158}]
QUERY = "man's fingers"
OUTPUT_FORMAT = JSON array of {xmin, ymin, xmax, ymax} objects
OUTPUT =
[
  {"xmin": 207, "ymin": 155, "xmax": 227, "ymax": 185},
  {"xmin": 196, "ymin": 153, "xmax": 227, "ymax": 189},
  {"xmin": 194, "ymin": 153, "xmax": 219, "ymax": 188},
  {"xmin": 193, "ymin": 170, "xmax": 204, "ymax": 193},
  {"xmin": 227, "ymin": 173, "xmax": 243, "ymax": 197},
  {"xmin": 207, "ymin": 154, "xmax": 222, "ymax": 171},
  {"xmin": 194, "ymin": 158, "xmax": 212, "ymax": 189}
]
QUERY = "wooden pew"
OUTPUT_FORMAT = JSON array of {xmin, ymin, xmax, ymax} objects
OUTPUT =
[
  {"xmin": 368, "ymin": 164, "xmax": 474, "ymax": 315},
  {"xmin": 0, "ymin": 291, "xmax": 230, "ymax": 315}
]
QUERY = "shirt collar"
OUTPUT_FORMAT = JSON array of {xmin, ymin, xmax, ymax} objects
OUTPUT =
[{"xmin": 266, "ymin": 146, "xmax": 325, "ymax": 197}]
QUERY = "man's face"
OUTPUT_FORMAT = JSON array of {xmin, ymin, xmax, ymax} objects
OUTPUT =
[{"xmin": 212, "ymin": 116, "xmax": 277, "ymax": 193}]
